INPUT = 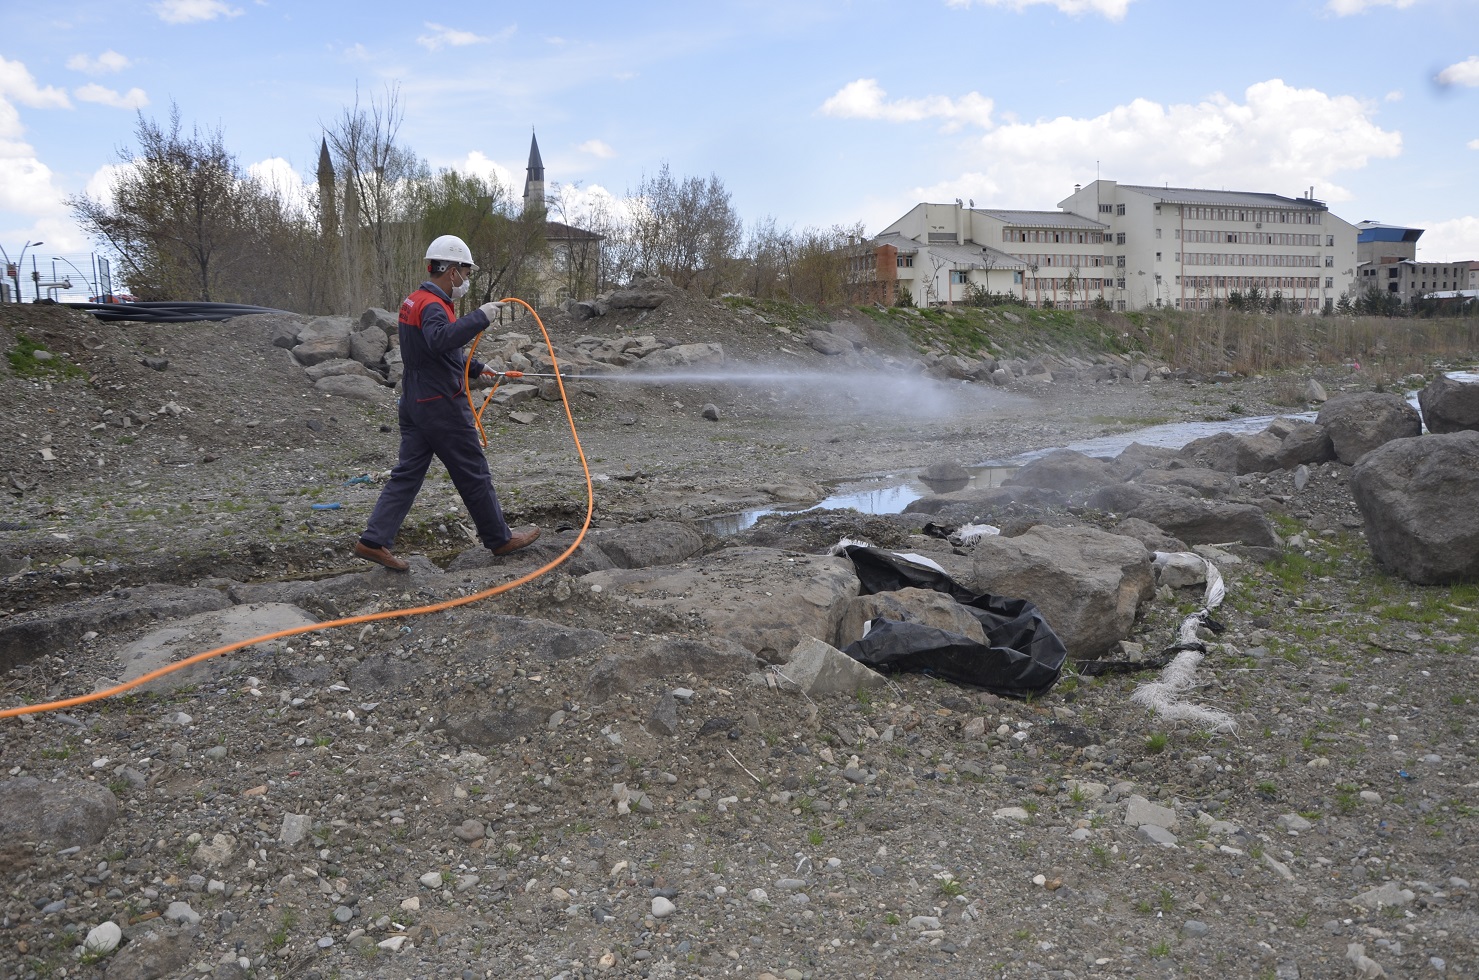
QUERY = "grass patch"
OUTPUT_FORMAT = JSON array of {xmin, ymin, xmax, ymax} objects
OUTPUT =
[{"xmin": 6, "ymin": 333, "xmax": 87, "ymax": 379}]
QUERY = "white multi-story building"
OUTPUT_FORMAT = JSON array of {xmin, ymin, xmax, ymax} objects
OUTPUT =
[
  {"xmin": 875, "ymin": 181, "xmax": 1359, "ymax": 312},
  {"xmin": 1058, "ymin": 181, "xmax": 1358, "ymax": 313}
]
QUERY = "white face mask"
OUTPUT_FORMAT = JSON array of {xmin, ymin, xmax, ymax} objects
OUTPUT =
[{"xmin": 450, "ymin": 270, "xmax": 471, "ymax": 299}]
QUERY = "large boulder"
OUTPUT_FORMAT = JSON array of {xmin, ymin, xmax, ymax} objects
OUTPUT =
[
  {"xmin": 314, "ymin": 374, "xmax": 393, "ymax": 402},
  {"xmin": 588, "ymin": 522, "xmax": 704, "ymax": 569},
  {"xmin": 1418, "ymin": 374, "xmax": 1479, "ymax": 434},
  {"xmin": 580, "ymin": 547, "xmax": 859, "ymax": 663},
  {"xmin": 348, "ymin": 327, "xmax": 390, "ymax": 368},
  {"xmin": 304, "ymin": 358, "xmax": 378, "ymax": 383},
  {"xmin": 834, "ymin": 586, "xmax": 988, "ymax": 649},
  {"xmin": 605, "ymin": 289, "xmax": 669, "ymax": 309},
  {"xmin": 1004, "ymin": 450, "xmax": 1116, "ymax": 492},
  {"xmin": 0, "ymin": 777, "xmax": 118, "ymax": 846},
  {"xmin": 292, "ymin": 334, "xmax": 351, "ymax": 366},
  {"xmin": 1132, "ymin": 466, "xmax": 1239, "ymax": 499},
  {"xmin": 1350, "ymin": 431, "xmax": 1479, "ymax": 584},
  {"xmin": 1089, "ymin": 484, "xmax": 1280, "ymax": 548},
  {"xmin": 969, "ymin": 525, "xmax": 1154, "ymax": 660},
  {"xmin": 632, "ymin": 343, "xmax": 725, "ymax": 372},
  {"xmin": 1178, "ymin": 431, "xmax": 1283, "ymax": 475},
  {"xmin": 806, "ymin": 330, "xmax": 854, "ymax": 356},
  {"xmin": 359, "ymin": 307, "xmax": 399, "ymax": 336},
  {"xmin": 1270, "ymin": 417, "xmax": 1336, "ymax": 468},
  {"xmin": 1316, "ymin": 392, "xmax": 1422, "ymax": 464}
]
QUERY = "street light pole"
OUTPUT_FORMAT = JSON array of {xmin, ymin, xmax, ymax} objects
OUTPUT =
[
  {"xmin": 54, "ymin": 257, "xmax": 94, "ymax": 299},
  {"xmin": 17, "ymin": 240, "xmax": 43, "ymax": 302}
]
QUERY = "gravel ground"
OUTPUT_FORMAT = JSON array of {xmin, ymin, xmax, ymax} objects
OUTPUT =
[{"xmin": 0, "ymin": 300, "xmax": 1475, "ymax": 980}]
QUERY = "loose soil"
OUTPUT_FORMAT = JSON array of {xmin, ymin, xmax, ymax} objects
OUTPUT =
[{"xmin": 0, "ymin": 298, "xmax": 1474, "ymax": 980}]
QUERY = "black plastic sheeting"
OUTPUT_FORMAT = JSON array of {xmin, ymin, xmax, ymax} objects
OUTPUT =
[
  {"xmin": 63, "ymin": 301, "xmax": 291, "ymax": 323},
  {"xmin": 838, "ymin": 545, "xmax": 1067, "ymax": 698}
]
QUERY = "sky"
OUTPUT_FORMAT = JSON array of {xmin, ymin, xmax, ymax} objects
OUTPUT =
[{"xmin": 3, "ymin": 0, "xmax": 1478, "ymax": 298}]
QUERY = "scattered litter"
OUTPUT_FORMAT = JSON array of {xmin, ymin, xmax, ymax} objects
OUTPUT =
[
  {"xmin": 311, "ymin": 503, "xmax": 342, "ymax": 510},
  {"xmin": 832, "ymin": 544, "xmax": 1067, "ymax": 698},
  {"xmin": 1127, "ymin": 552, "xmax": 1237, "ymax": 733},
  {"xmin": 343, "ymin": 474, "xmax": 374, "ymax": 485}
]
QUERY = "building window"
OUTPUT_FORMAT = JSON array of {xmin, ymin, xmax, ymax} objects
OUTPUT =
[
  {"xmin": 1116, "ymin": 277, "xmax": 1126, "ymax": 288},
  {"xmin": 1116, "ymin": 256, "xmax": 1126, "ymax": 268},
  {"xmin": 1327, "ymin": 235, "xmax": 1334, "ymax": 247},
  {"xmin": 1324, "ymin": 256, "xmax": 1333, "ymax": 267},
  {"xmin": 1013, "ymin": 271, "xmax": 1022, "ymax": 284},
  {"xmin": 1116, "ymin": 204, "xmax": 1126, "ymax": 216},
  {"xmin": 1099, "ymin": 203, "xmax": 1113, "ymax": 213},
  {"xmin": 1155, "ymin": 252, "xmax": 1162, "ymax": 262},
  {"xmin": 950, "ymin": 270, "xmax": 969, "ymax": 285},
  {"xmin": 1155, "ymin": 228, "xmax": 1162, "ymax": 239},
  {"xmin": 1116, "ymin": 232, "xmax": 1126, "ymax": 245},
  {"xmin": 1325, "ymin": 277, "xmax": 1333, "ymax": 288},
  {"xmin": 897, "ymin": 255, "xmax": 914, "ymax": 268}
]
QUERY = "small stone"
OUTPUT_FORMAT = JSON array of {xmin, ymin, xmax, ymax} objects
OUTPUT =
[
  {"xmin": 747, "ymin": 888, "xmax": 769, "ymax": 904},
  {"xmin": 1180, "ymin": 919, "xmax": 1210, "ymax": 939},
  {"xmin": 907, "ymin": 915, "xmax": 941, "ymax": 930},
  {"xmin": 701, "ymin": 403, "xmax": 720, "ymax": 421},
  {"xmin": 651, "ymin": 897, "xmax": 676, "ymax": 918},
  {"xmin": 204, "ymin": 746, "xmax": 227, "ymax": 761},
  {"xmin": 419, "ymin": 871, "xmax": 443, "ymax": 889},
  {"xmin": 82, "ymin": 920, "xmax": 122, "ymax": 954},
  {"xmin": 1137, "ymin": 825, "xmax": 1179, "ymax": 847},
  {"xmin": 1360, "ymin": 790, "xmax": 1382, "ymax": 804},
  {"xmin": 164, "ymin": 901, "xmax": 201, "ymax": 926},
  {"xmin": 1276, "ymin": 813, "xmax": 1313, "ymax": 834},
  {"xmin": 280, "ymin": 813, "xmax": 311, "ymax": 846},
  {"xmin": 333, "ymin": 906, "xmax": 353, "ymax": 923},
  {"xmin": 317, "ymin": 937, "xmax": 334, "ymax": 949},
  {"xmin": 378, "ymin": 935, "xmax": 408, "ymax": 952},
  {"xmin": 776, "ymin": 878, "xmax": 806, "ymax": 891},
  {"xmin": 400, "ymin": 897, "xmax": 420, "ymax": 911},
  {"xmin": 452, "ymin": 819, "xmax": 485, "ymax": 842}
]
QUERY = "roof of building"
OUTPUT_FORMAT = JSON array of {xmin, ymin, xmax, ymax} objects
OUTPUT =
[
  {"xmin": 1118, "ymin": 184, "xmax": 1327, "ymax": 210},
  {"xmin": 873, "ymin": 232, "xmax": 919, "ymax": 255},
  {"xmin": 929, "ymin": 241, "xmax": 1029, "ymax": 269},
  {"xmin": 545, "ymin": 220, "xmax": 602, "ymax": 242},
  {"xmin": 1356, "ymin": 221, "xmax": 1424, "ymax": 243},
  {"xmin": 977, "ymin": 209, "xmax": 1107, "ymax": 229}
]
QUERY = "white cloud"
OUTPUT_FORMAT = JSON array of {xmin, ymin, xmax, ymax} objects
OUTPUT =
[
  {"xmin": 66, "ymin": 50, "xmax": 132, "ymax": 75},
  {"xmin": 1325, "ymin": 0, "xmax": 1416, "ymax": 14},
  {"xmin": 457, "ymin": 151, "xmax": 516, "ymax": 194},
  {"xmin": 0, "ymin": 143, "xmax": 60, "ymax": 216},
  {"xmin": 1437, "ymin": 55, "xmax": 1479, "ymax": 88},
  {"xmin": 0, "ymin": 56, "xmax": 71, "ymax": 109},
  {"xmin": 248, "ymin": 157, "xmax": 311, "ymax": 212},
  {"xmin": 913, "ymin": 79, "xmax": 1400, "ymax": 211},
  {"xmin": 416, "ymin": 23, "xmax": 494, "ymax": 51},
  {"xmin": 153, "ymin": 0, "xmax": 242, "ymax": 23},
  {"xmin": 1418, "ymin": 216, "xmax": 1479, "ymax": 260},
  {"xmin": 821, "ymin": 79, "xmax": 994, "ymax": 131},
  {"xmin": 342, "ymin": 43, "xmax": 372, "ymax": 62},
  {"xmin": 945, "ymin": 0, "xmax": 1134, "ymax": 20},
  {"xmin": 1469, "ymin": 138, "xmax": 1479, "ymax": 150},
  {"xmin": 74, "ymin": 84, "xmax": 149, "ymax": 110},
  {"xmin": 578, "ymin": 139, "xmax": 615, "ymax": 159}
]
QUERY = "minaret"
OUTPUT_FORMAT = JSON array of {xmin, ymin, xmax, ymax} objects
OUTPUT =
[
  {"xmin": 316, "ymin": 137, "xmax": 337, "ymax": 241},
  {"xmin": 522, "ymin": 130, "xmax": 545, "ymax": 213}
]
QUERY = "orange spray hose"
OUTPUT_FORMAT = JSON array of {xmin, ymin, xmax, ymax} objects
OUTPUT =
[{"xmin": 1, "ymin": 298, "xmax": 592, "ymax": 721}]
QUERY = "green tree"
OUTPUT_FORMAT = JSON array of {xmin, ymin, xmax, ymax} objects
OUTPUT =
[{"xmin": 69, "ymin": 102, "xmax": 252, "ymax": 301}]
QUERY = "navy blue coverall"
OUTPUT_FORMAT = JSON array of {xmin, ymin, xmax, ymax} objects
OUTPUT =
[{"xmin": 360, "ymin": 282, "xmax": 514, "ymax": 552}]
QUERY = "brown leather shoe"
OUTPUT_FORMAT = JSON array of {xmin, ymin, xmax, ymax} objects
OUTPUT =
[
  {"xmin": 491, "ymin": 526, "xmax": 541, "ymax": 556},
  {"xmin": 354, "ymin": 540, "xmax": 409, "ymax": 572}
]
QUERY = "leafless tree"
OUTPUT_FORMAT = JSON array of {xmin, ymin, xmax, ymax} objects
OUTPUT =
[
  {"xmin": 323, "ymin": 85, "xmax": 429, "ymax": 309},
  {"xmin": 626, "ymin": 164, "xmax": 743, "ymax": 295}
]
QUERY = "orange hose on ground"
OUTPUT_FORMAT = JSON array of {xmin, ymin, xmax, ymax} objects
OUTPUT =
[{"xmin": 1, "ymin": 299, "xmax": 592, "ymax": 721}]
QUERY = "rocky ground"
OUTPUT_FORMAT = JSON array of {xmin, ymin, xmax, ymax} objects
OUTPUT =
[{"xmin": 0, "ymin": 296, "xmax": 1475, "ymax": 980}]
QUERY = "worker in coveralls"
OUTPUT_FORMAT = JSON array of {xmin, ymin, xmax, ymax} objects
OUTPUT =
[{"xmin": 353, "ymin": 235, "xmax": 541, "ymax": 571}]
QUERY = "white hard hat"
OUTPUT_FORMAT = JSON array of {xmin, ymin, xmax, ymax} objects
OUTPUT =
[{"xmin": 425, "ymin": 234, "xmax": 478, "ymax": 271}]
